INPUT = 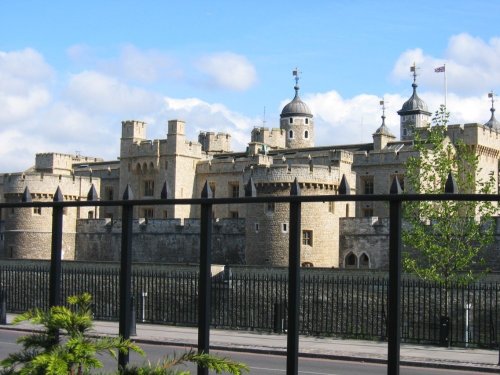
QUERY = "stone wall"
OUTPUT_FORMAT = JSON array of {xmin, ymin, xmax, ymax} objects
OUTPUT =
[{"xmin": 75, "ymin": 218, "xmax": 245, "ymax": 264}]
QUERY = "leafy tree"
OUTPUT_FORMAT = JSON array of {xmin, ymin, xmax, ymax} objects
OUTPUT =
[
  {"xmin": 0, "ymin": 292, "xmax": 144, "ymax": 375},
  {"xmin": 402, "ymin": 105, "xmax": 497, "ymax": 289}
]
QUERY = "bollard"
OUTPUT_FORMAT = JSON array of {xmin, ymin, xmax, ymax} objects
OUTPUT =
[
  {"xmin": 273, "ymin": 302, "xmax": 285, "ymax": 333},
  {"xmin": 439, "ymin": 316, "xmax": 450, "ymax": 347},
  {"xmin": 130, "ymin": 297, "xmax": 136, "ymax": 336},
  {"xmin": 0, "ymin": 289, "xmax": 6, "ymax": 325}
]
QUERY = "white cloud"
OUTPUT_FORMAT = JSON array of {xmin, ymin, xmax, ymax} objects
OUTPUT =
[
  {"xmin": 65, "ymin": 71, "xmax": 164, "ymax": 114},
  {"xmin": 391, "ymin": 33, "xmax": 500, "ymax": 96},
  {"xmin": 195, "ymin": 52, "xmax": 257, "ymax": 91},
  {"xmin": 160, "ymin": 97, "xmax": 256, "ymax": 150},
  {"xmin": 0, "ymin": 49, "xmax": 53, "ymax": 123},
  {"xmin": 302, "ymin": 91, "xmax": 404, "ymax": 146}
]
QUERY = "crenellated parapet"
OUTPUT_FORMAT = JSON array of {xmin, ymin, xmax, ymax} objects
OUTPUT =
[
  {"xmin": 198, "ymin": 131, "xmax": 232, "ymax": 153},
  {"xmin": 251, "ymin": 127, "xmax": 286, "ymax": 149},
  {"xmin": 245, "ymin": 164, "xmax": 341, "ymax": 189}
]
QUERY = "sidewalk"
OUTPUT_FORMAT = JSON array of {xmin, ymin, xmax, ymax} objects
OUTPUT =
[{"xmin": 2, "ymin": 313, "xmax": 499, "ymax": 373}]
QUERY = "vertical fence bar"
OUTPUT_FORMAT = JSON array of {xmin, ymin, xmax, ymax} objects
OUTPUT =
[
  {"xmin": 198, "ymin": 181, "xmax": 213, "ymax": 375},
  {"xmin": 118, "ymin": 185, "xmax": 134, "ymax": 370},
  {"xmin": 388, "ymin": 177, "xmax": 402, "ymax": 375},
  {"xmin": 287, "ymin": 179, "xmax": 301, "ymax": 375},
  {"xmin": 49, "ymin": 187, "xmax": 64, "ymax": 309}
]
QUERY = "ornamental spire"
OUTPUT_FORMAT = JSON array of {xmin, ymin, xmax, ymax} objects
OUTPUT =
[
  {"xmin": 292, "ymin": 68, "xmax": 301, "ymax": 97},
  {"xmin": 485, "ymin": 91, "xmax": 500, "ymax": 129}
]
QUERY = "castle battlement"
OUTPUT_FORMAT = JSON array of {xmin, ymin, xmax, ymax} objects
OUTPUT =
[
  {"xmin": 247, "ymin": 163, "xmax": 341, "ymax": 186},
  {"xmin": 198, "ymin": 131, "xmax": 231, "ymax": 153},
  {"xmin": 251, "ymin": 127, "xmax": 286, "ymax": 149},
  {"xmin": 3, "ymin": 172, "xmax": 98, "ymax": 199},
  {"xmin": 76, "ymin": 217, "xmax": 244, "ymax": 234}
]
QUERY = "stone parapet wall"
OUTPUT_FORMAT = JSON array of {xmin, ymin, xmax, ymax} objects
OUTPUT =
[{"xmin": 75, "ymin": 218, "xmax": 245, "ymax": 264}]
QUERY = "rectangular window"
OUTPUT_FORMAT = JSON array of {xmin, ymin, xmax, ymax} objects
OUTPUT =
[
  {"xmin": 282, "ymin": 223, "xmax": 288, "ymax": 233},
  {"xmin": 143, "ymin": 208, "xmax": 154, "ymax": 219},
  {"xmin": 328, "ymin": 201, "xmax": 335, "ymax": 213},
  {"xmin": 144, "ymin": 180, "xmax": 154, "ymax": 196},
  {"xmin": 363, "ymin": 177, "xmax": 374, "ymax": 194},
  {"xmin": 88, "ymin": 211, "xmax": 94, "ymax": 219},
  {"xmin": 363, "ymin": 208, "xmax": 374, "ymax": 217},
  {"xmin": 33, "ymin": 207, "xmax": 42, "ymax": 215},
  {"xmin": 105, "ymin": 186, "xmax": 114, "ymax": 201},
  {"xmin": 254, "ymin": 223, "xmax": 260, "ymax": 233},
  {"xmin": 302, "ymin": 230, "xmax": 313, "ymax": 246},
  {"xmin": 230, "ymin": 183, "xmax": 239, "ymax": 198},
  {"xmin": 266, "ymin": 202, "xmax": 275, "ymax": 213},
  {"xmin": 163, "ymin": 210, "xmax": 168, "ymax": 219},
  {"xmin": 230, "ymin": 211, "xmax": 239, "ymax": 219}
]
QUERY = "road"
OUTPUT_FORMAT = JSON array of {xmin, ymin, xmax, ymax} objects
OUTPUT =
[{"xmin": 0, "ymin": 330, "xmax": 487, "ymax": 374}]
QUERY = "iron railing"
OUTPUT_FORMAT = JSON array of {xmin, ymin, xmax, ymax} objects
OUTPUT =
[
  {"xmin": 1, "ymin": 176, "xmax": 500, "ymax": 374},
  {"xmin": 1, "ymin": 262, "xmax": 498, "ymax": 348}
]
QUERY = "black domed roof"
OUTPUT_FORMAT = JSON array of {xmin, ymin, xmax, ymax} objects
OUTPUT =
[
  {"xmin": 280, "ymin": 85, "xmax": 313, "ymax": 118},
  {"xmin": 485, "ymin": 107, "xmax": 500, "ymax": 130},
  {"xmin": 399, "ymin": 83, "xmax": 429, "ymax": 113}
]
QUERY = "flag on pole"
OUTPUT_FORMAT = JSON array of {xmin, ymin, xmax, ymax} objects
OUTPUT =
[{"xmin": 435, "ymin": 65, "xmax": 445, "ymax": 73}]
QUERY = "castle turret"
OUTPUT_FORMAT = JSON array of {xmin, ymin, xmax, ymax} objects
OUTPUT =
[
  {"xmin": 397, "ymin": 65, "xmax": 431, "ymax": 140},
  {"xmin": 484, "ymin": 92, "xmax": 500, "ymax": 130},
  {"xmin": 280, "ymin": 69, "xmax": 314, "ymax": 148},
  {"xmin": 373, "ymin": 100, "xmax": 396, "ymax": 151}
]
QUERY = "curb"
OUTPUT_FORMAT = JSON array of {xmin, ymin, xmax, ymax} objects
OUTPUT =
[{"xmin": 1, "ymin": 325, "xmax": 499, "ymax": 373}]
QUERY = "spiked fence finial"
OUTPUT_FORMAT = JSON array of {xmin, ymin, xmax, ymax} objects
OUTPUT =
[
  {"xmin": 390, "ymin": 176, "xmax": 403, "ymax": 195},
  {"xmin": 201, "ymin": 181, "xmax": 213, "ymax": 198},
  {"xmin": 245, "ymin": 177, "xmax": 257, "ymax": 197},
  {"xmin": 161, "ymin": 181, "xmax": 168, "ymax": 199},
  {"xmin": 22, "ymin": 187, "xmax": 32, "ymax": 203},
  {"xmin": 339, "ymin": 175, "xmax": 350, "ymax": 195},
  {"xmin": 87, "ymin": 184, "xmax": 99, "ymax": 201},
  {"xmin": 444, "ymin": 172, "xmax": 458, "ymax": 193}
]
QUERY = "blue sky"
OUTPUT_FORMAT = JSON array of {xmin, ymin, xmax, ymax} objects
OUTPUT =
[{"xmin": 1, "ymin": 0, "xmax": 500, "ymax": 171}]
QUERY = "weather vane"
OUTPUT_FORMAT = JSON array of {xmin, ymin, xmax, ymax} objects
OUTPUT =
[
  {"xmin": 410, "ymin": 62, "xmax": 419, "ymax": 83},
  {"xmin": 292, "ymin": 67, "xmax": 301, "ymax": 86}
]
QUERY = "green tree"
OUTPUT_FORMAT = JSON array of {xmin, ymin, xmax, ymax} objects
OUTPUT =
[{"xmin": 402, "ymin": 105, "xmax": 497, "ymax": 288}]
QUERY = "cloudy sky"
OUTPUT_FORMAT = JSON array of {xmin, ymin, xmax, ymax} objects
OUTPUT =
[{"xmin": 1, "ymin": 1, "xmax": 499, "ymax": 171}]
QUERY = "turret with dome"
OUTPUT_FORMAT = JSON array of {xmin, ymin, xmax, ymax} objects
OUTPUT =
[
  {"xmin": 280, "ymin": 69, "xmax": 315, "ymax": 148},
  {"xmin": 397, "ymin": 64, "xmax": 432, "ymax": 140},
  {"xmin": 484, "ymin": 92, "xmax": 500, "ymax": 130}
]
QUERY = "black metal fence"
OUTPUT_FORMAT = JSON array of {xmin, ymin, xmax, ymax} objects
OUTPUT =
[
  {"xmin": 1, "ymin": 261, "xmax": 498, "ymax": 348},
  {"xmin": 2, "ymin": 176, "xmax": 500, "ymax": 374}
]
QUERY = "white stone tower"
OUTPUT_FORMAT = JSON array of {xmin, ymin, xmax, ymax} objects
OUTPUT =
[{"xmin": 280, "ymin": 69, "xmax": 314, "ymax": 149}]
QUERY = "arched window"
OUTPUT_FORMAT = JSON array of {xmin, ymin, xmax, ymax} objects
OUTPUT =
[
  {"xmin": 345, "ymin": 252, "xmax": 358, "ymax": 268},
  {"xmin": 304, "ymin": 130, "xmax": 309, "ymax": 139},
  {"xmin": 359, "ymin": 253, "xmax": 370, "ymax": 269},
  {"xmin": 149, "ymin": 161, "xmax": 154, "ymax": 171},
  {"xmin": 136, "ymin": 163, "xmax": 142, "ymax": 173},
  {"xmin": 289, "ymin": 130, "xmax": 294, "ymax": 139},
  {"xmin": 305, "ymin": 118, "xmax": 309, "ymax": 124},
  {"xmin": 142, "ymin": 162, "xmax": 148, "ymax": 172}
]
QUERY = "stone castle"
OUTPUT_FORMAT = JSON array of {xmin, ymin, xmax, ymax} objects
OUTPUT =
[{"xmin": 2, "ymin": 69, "xmax": 500, "ymax": 269}]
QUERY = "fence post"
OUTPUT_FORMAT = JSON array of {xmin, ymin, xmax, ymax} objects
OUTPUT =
[
  {"xmin": 388, "ymin": 176, "xmax": 402, "ymax": 375},
  {"xmin": 49, "ymin": 187, "xmax": 64, "ymax": 309},
  {"xmin": 118, "ymin": 185, "xmax": 134, "ymax": 370},
  {"xmin": 287, "ymin": 178, "xmax": 301, "ymax": 375},
  {"xmin": 198, "ymin": 181, "xmax": 213, "ymax": 375}
]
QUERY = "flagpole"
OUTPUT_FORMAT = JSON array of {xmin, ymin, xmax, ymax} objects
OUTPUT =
[{"xmin": 444, "ymin": 64, "xmax": 447, "ymax": 111}]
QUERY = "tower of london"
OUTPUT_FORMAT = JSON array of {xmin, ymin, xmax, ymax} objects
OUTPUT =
[{"xmin": 2, "ymin": 70, "xmax": 500, "ymax": 270}]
